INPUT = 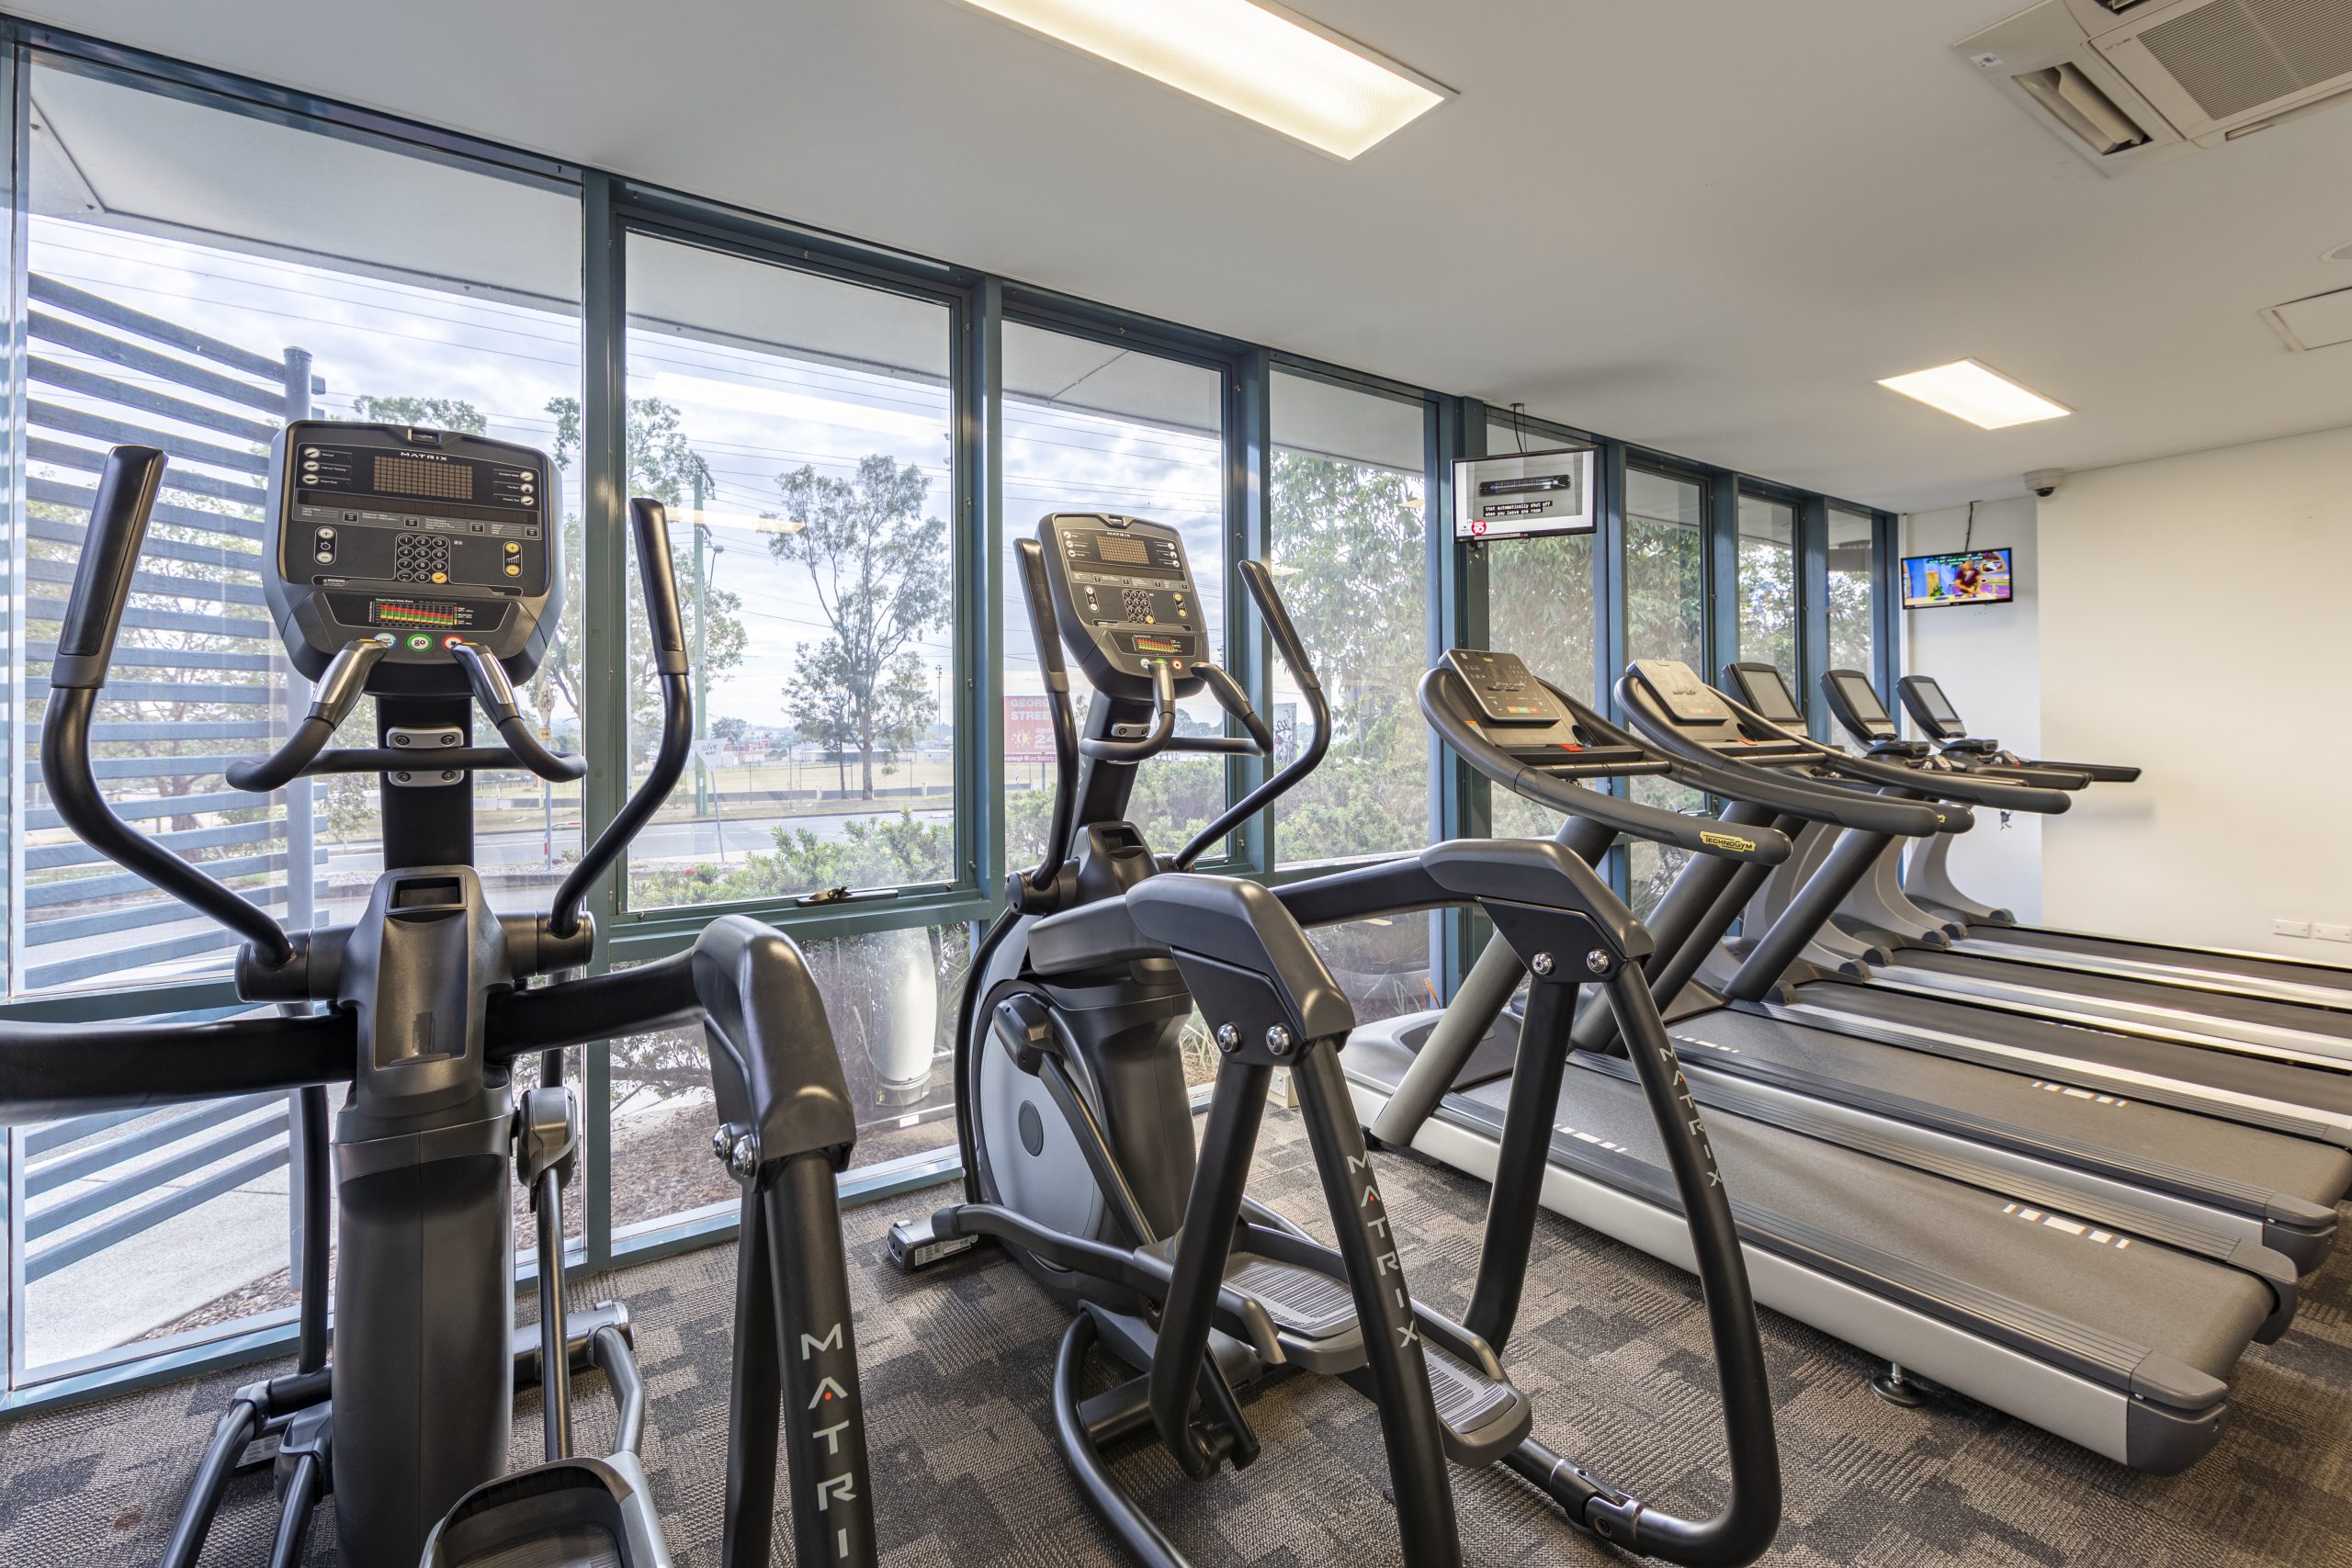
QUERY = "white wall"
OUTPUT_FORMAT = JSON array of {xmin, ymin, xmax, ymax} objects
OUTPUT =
[
  {"xmin": 2034, "ymin": 425, "xmax": 2352, "ymax": 958},
  {"xmin": 1901, "ymin": 497, "xmax": 2043, "ymax": 922}
]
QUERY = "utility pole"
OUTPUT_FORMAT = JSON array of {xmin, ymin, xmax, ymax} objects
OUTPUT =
[{"xmin": 690, "ymin": 470, "xmax": 711, "ymax": 816}]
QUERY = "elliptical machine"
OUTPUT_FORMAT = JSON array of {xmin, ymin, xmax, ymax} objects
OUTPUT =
[
  {"xmin": 889, "ymin": 513, "xmax": 1781, "ymax": 1567},
  {"xmin": 0, "ymin": 430, "xmax": 878, "ymax": 1568}
]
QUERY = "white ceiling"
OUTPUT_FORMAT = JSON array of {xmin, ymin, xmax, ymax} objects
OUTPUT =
[{"xmin": 20, "ymin": 0, "xmax": 2352, "ymax": 510}]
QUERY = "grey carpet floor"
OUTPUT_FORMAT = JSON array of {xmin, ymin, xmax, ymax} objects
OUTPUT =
[{"xmin": 4, "ymin": 1100, "xmax": 2350, "ymax": 1567}]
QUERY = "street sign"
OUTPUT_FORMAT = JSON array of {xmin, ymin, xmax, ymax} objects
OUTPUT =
[{"xmin": 694, "ymin": 738, "xmax": 729, "ymax": 769}]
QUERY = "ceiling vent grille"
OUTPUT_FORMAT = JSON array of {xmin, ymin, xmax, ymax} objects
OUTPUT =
[
  {"xmin": 1961, "ymin": 0, "xmax": 2352, "ymax": 175},
  {"xmin": 2137, "ymin": 0, "xmax": 2352, "ymax": 120}
]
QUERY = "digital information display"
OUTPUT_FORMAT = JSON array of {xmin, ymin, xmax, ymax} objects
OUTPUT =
[
  {"xmin": 374, "ymin": 454, "xmax": 475, "ymax": 502},
  {"xmin": 1454, "ymin": 446, "xmax": 1596, "ymax": 540},
  {"xmin": 1902, "ymin": 548, "xmax": 2012, "ymax": 608}
]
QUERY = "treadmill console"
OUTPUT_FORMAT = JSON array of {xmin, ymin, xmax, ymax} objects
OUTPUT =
[
  {"xmin": 1723, "ymin": 661, "xmax": 1805, "ymax": 728},
  {"xmin": 1038, "ymin": 512, "xmax": 1208, "ymax": 701},
  {"xmin": 1443, "ymin": 649, "xmax": 1570, "ymax": 726},
  {"xmin": 1630, "ymin": 660, "xmax": 1736, "ymax": 727},
  {"xmin": 1820, "ymin": 669, "xmax": 1899, "ymax": 742},
  {"xmin": 263, "ymin": 421, "xmax": 558, "ymax": 692},
  {"xmin": 1897, "ymin": 675, "xmax": 1968, "ymax": 740}
]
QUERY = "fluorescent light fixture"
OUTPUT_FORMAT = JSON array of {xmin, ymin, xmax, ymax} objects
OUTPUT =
[
  {"xmin": 952, "ymin": 0, "xmax": 1449, "ymax": 159},
  {"xmin": 1876, "ymin": 359, "xmax": 2072, "ymax": 430}
]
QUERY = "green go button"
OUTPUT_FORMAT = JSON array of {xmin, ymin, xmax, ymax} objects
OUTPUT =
[{"xmin": 406, "ymin": 634, "xmax": 433, "ymax": 651}]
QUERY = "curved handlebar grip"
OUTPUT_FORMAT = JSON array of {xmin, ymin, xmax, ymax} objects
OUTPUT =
[
  {"xmin": 1238, "ymin": 559, "xmax": 1319, "ymax": 694},
  {"xmin": 1193, "ymin": 664, "xmax": 1273, "ymax": 754},
  {"xmin": 450, "ymin": 642, "xmax": 588, "ymax": 784},
  {"xmin": 224, "ymin": 638, "xmax": 390, "ymax": 794},
  {"xmin": 1079, "ymin": 660, "xmax": 1177, "ymax": 762},
  {"xmin": 630, "ymin": 499, "xmax": 689, "ymax": 678},
  {"xmin": 51, "ymin": 446, "xmax": 168, "ymax": 691},
  {"xmin": 1015, "ymin": 536, "xmax": 1070, "ymax": 691}
]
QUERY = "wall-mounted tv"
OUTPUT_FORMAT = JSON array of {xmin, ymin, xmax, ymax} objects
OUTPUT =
[{"xmin": 1901, "ymin": 548, "xmax": 2012, "ymax": 608}]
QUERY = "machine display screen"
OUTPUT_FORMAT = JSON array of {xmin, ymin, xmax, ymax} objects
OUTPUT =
[
  {"xmin": 373, "ymin": 454, "xmax": 476, "ymax": 502},
  {"xmin": 1741, "ymin": 667, "xmax": 1804, "ymax": 726},
  {"xmin": 1911, "ymin": 680, "xmax": 1963, "ymax": 729},
  {"xmin": 1902, "ymin": 548, "xmax": 2011, "ymax": 608},
  {"xmin": 1828, "ymin": 670, "xmax": 1891, "ymax": 724}
]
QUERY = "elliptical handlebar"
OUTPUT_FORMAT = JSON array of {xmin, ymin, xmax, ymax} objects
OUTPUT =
[
  {"xmin": 450, "ymin": 641, "xmax": 588, "ymax": 784},
  {"xmin": 548, "ymin": 497, "xmax": 695, "ymax": 939},
  {"xmin": 42, "ymin": 446, "xmax": 298, "ymax": 969},
  {"xmin": 225, "ymin": 638, "xmax": 391, "ymax": 792},
  {"xmin": 1169, "ymin": 560, "xmax": 1329, "ymax": 870},
  {"xmin": 1078, "ymin": 657, "xmax": 1179, "ymax": 762}
]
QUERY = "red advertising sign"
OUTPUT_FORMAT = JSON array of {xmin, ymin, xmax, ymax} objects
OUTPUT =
[{"xmin": 1005, "ymin": 694, "xmax": 1057, "ymax": 761}]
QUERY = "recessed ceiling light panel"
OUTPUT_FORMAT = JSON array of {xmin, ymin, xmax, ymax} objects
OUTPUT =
[
  {"xmin": 949, "ymin": 0, "xmax": 1450, "ymax": 160},
  {"xmin": 1876, "ymin": 359, "xmax": 2073, "ymax": 430}
]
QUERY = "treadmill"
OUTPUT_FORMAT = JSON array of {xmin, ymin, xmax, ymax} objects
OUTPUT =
[
  {"xmin": 1770, "ymin": 667, "xmax": 2352, "ymax": 1070},
  {"xmin": 1344, "ymin": 650, "xmax": 2308, "ymax": 1474},
  {"xmin": 1681, "ymin": 661, "xmax": 2352, "ymax": 1152},
  {"xmin": 1892, "ymin": 671, "xmax": 2352, "ymax": 1010}
]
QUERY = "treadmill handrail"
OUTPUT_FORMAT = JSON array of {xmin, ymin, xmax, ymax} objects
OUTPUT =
[
  {"xmin": 1614, "ymin": 672, "xmax": 1957, "ymax": 837},
  {"xmin": 1419, "ymin": 669, "xmax": 1792, "ymax": 864}
]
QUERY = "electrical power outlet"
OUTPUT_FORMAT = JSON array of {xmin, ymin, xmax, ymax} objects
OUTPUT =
[
  {"xmin": 2316, "ymin": 923, "xmax": 2352, "ymax": 944},
  {"xmin": 2275, "ymin": 919, "xmax": 2313, "ymax": 938}
]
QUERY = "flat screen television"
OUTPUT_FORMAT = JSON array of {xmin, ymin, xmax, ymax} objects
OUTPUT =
[{"xmin": 1901, "ymin": 548, "xmax": 2012, "ymax": 608}]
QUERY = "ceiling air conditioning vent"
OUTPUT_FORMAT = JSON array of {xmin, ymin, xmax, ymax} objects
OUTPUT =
[
  {"xmin": 2016, "ymin": 62, "xmax": 2155, "ymax": 149},
  {"xmin": 1961, "ymin": 0, "xmax": 2352, "ymax": 175}
]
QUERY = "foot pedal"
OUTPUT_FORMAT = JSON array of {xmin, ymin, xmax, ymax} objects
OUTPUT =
[
  {"xmin": 888, "ymin": 1214, "xmax": 978, "ymax": 1273},
  {"xmin": 1227, "ymin": 1255, "xmax": 1355, "ymax": 1338},
  {"xmin": 1424, "ymin": 1342, "xmax": 1532, "ymax": 1464}
]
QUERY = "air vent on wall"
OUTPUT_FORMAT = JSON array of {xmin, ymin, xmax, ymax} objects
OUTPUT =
[{"xmin": 1959, "ymin": 0, "xmax": 2352, "ymax": 176}]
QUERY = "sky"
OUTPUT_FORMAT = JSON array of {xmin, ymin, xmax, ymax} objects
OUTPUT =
[{"xmin": 25, "ymin": 212, "xmax": 1228, "ymax": 733}]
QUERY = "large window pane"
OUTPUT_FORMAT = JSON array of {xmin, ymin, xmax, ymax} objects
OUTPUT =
[
  {"xmin": 1268, "ymin": 371, "xmax": 1427, "ymax": 868},
  {"xmin": 1624, "ymin": 468, "xmax": 1705, "ymax": 667},
  {"xmin": 1622, "ymin": 469, "xmax": 1710, "ymax": 909},
  {"xmin": 1484, "ymin": 420, "xmax": 1600, "ymax": 842},
  {"xmin": 1001, "ymin": 324, "xmax": 1227, "ymax": 870},
  {"xmin": 11, "ymin": 60, "xmax": 582, "ymax": 996},
  {"xmin": 1827, "ymin": 506, "xmax": 1877, "ymax": 679},
  {"xmin": 1736, "ymin": 492, "xmax": 1797, "ymax": 675},
  {"xmin": 621, "ymin": 238, "xmax": 957, "ymax": 908},
  {"xmin": 607, "ymin": 919, "xmax": 973, "ymax": 1240}
]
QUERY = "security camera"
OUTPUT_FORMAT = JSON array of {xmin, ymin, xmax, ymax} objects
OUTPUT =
[{"xmin": 2025, "ymin": 468, "xmax": 2064, "ymax": 499}]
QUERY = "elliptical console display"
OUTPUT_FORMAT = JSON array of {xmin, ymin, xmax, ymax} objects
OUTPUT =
[{"xmin": 266, "ymin": 421, "xmax": 557, "ymax": 687}]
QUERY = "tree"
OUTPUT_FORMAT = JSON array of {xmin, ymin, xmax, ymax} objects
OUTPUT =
[
  {"xmin": 349, "ymin": 395, "xmax": 488, "ymax": 435},
  {"xmin": 710, "ymin": 715, "xmax": 749, "ymax": 744},
  {"xmin": 768, "ymin": 455, "xmax": 950, "ymax": 798},
  {"xmin": 541, "ymin": 396, "xmax": 748, "ymax": 760}
]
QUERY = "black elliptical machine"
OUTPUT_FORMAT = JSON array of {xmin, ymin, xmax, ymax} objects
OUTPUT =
[
  {"xmin": 888, "ymin": 513, "xmax": 1780, "ymax": 1567},
  {"xmin": 0, "ymin": 429, "xmax": 879, "ymax": 1568}
]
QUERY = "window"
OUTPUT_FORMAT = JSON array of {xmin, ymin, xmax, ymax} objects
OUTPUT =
[
  {"xmin": 1269, "ymin": 372, "xmax": 1428, "ymax": 866},
  {"xmin": 1267, "ymin": 372, "xmax": 1432, "ymax": 1020},
  {"xmin": 1483, "ymin": 419, "xmax": 1600, "ymax": 842},
  {"xmin": 1827, "ymin": 505, "xmax": 1877, "ymax": 680},
  {"xmin": 1001, "ymin": 323, "xmax": 1228, "ymax": 870},
  {"xmin": 1612, "ymin": 468, "xmax": 1709, "ymax": 914},
  {"xmin": 1736, "ymin": 491, "xmax": 1798, "ymax": 676},
  {"xmin": 606, "ymin": 919, "xmax": 973, "ymax": 1244},
  {"xmin": 620, "ymin": 238, "xmax": 958, "ymax": 911},
  {"xmin": 7, "ymin": 61, "xmax": 583, "ymax": 998}
]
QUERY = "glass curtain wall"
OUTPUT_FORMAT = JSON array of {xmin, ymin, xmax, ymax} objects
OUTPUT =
[
  {"xmin": 6, "ymin": 53, "xmax": 581, "ymax": 1382},
  {"xmin": 999, "ymin": 321, "xmax": 1229, "ymax": 868},
  {"xmin": 1620, "ymin": 466, "xmax": 1709, "ymax": 915},
  {"xmin": 1826, "ymin": 505, "xmax": 1877, "ymax": 680},
  {"xmin": 1484, "ymin": 418, "xmax": 1599, "ymax": 843},
  {"xmin": 1268, "ymin": 370, "xmax": 1431, "ymax": 1021},
  {"xmin": 1735, "ymin": 491, "xmax": 1799, "ymax": 678},
  {"xmin": 609, "ymin": 236, "xmax": 967, "ymax": 1226}
]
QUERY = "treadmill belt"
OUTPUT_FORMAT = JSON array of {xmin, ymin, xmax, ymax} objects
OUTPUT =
[
  {"xmin": 1666, "ymin": 1007, "xmax": 2352, "ymax": 1210},
  {"xmin": 1894, "ymin": 951, "xmax": 2352, "ymax": 1042},
  {"xmin": 1966, "ymin": 927, "xmax": 2352, "ymax": 1001},
  {"xmin": 1795, "ymin": 981, "xmax": 2352, "ymax": 1118},
  {"xmin": 1453, "ymin": 1066, "xmax": 2275, "ymax": 1381}
]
